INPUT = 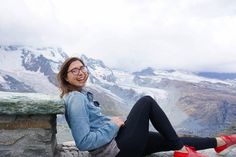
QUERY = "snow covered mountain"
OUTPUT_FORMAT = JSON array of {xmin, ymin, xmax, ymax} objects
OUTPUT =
[
  {"xmin": 0, "ymin": 45, "xmax": 67, "ymax": 94},
  {"xmin": 0, "ymin": 45, "xmax": 236, "ymax": 137}
]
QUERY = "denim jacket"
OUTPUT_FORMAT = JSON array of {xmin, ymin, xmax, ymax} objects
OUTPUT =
[{"xmin": 63, "ymin": 90, "xmax": 120, "ymax": 151}]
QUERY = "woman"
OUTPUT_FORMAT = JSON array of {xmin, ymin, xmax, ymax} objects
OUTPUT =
[{"xmin": 57, "ymin": 57, "xmax": 236, "ymax": 157}]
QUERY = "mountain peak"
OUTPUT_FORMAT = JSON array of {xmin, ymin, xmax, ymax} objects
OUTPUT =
[
  {"xmin": 81, "ymin": 54, "xmax": 106, "ymax": 69},
  {"xmin": 132, "ymin": 67, "xmax": 156, "ymax": 76}
]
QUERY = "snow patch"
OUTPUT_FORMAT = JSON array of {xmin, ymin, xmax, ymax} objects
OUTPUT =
[
  {"xmin": 0, "ymin": 75, "xmax": 6, "ymax": 83},
  {"xmin": 148, "ymin": 70, "xmax": 232, "ymax": 85}
]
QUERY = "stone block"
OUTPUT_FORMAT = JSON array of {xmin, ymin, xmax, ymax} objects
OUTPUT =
[
  {"xmin": 0, "ymin": 128, "xmax": 57, "ymax": 157},
  {"xmin": 0, "ymin": 114, "xmax": 58, "ymax": 157},
  {"xmin": 0, "ymin": 115, "xmax": 56, "ymax": 129}
]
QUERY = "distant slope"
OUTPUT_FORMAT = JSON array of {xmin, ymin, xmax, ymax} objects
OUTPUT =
[{"xmin": 197, "ymin": 72, "xmax": 236, "ymax": 80}]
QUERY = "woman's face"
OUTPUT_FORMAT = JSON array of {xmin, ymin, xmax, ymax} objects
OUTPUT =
[{"xmin": 66, "ymin": 60, "xmax": 88, "ymax": 88}]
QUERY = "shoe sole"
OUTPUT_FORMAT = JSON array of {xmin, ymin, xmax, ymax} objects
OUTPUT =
[{"xmin": 217, "ymin": 144, "xmax": 236, "ymax": 156}]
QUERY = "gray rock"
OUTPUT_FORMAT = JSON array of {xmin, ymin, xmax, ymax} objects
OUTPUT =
[{"xmin": 0, "ymin": 128, "xmax": 57, "ymax": 157}]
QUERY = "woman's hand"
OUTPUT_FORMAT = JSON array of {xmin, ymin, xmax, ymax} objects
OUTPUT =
[{"xmin": 111, "ymin": 116, "xmax": 125, "ymax": 127}]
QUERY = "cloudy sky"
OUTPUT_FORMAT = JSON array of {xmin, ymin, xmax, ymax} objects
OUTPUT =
[{"xmin": 1, "ymin": 0, "xmax": 236, "ymax": 72}]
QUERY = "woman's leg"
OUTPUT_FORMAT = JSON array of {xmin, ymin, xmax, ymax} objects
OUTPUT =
[
  {"xmin": 115, "ymin": 96, "xmax": 184, "ymax": 157},
  {"xmin": 142, "ymin": 132, "xmax": 217, "ymax": 156}
]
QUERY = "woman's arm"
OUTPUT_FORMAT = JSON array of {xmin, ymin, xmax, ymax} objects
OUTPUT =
[{"xmin": 66, "ymin": 92, "xmax": 120, "ymax": 151}]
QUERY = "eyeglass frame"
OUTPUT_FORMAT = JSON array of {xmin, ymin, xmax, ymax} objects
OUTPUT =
[{"xmin": 67, "ymin": 66, "xmax": 89, "ymax": 75}]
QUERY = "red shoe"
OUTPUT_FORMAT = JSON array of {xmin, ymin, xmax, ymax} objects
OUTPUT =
[
  {"xmin": 174, "ymin": 146, "xmax": 208, "ymax": 157},
  {"xmin": 215, "ymin": 134, "xmax": 236, "ymax": 155}
]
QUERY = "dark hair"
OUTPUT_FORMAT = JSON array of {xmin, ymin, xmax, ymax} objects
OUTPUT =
[{"xmin": 57, "ymin": 57, "xmax": 85, "ymax": 98}]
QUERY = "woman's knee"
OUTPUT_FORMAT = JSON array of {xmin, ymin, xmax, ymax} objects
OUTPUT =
[
  {"xmin": 137, "ymin": 95, "xmax": 157, "ymax": 107},
  {"xmin": 140, "ymin": 95, "xmax": 156, "ymax": 103}
]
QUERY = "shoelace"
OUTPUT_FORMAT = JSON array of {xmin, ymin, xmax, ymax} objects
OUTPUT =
[{"xmin": 223, "ymin": 135, "xmax": 233, "ymax": 145}]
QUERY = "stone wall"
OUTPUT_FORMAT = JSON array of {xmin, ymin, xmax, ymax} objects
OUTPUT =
[{"xmin": 0, "ymin": 92, "xmax": 64, "ymax": 157}]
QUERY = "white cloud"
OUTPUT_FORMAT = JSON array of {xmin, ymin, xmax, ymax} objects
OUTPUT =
[{"xmin": 0, "ymin": 0, "xmax": 236, "ymax": 72}]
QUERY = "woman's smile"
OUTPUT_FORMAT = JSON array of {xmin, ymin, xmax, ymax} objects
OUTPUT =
[{"xmin": 76, "ymin": 76, "xmax": 87, "ymax": 82}]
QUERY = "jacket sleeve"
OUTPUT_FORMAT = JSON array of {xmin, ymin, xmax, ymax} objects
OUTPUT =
[{"xmin": 66, "ymin": 92, "xmax": 119, "ymax": 151}]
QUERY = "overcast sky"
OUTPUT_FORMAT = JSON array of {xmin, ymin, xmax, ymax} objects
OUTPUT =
[{"xmin": 1, "ymin": 0, "xmax": 236, "ymax": 72}]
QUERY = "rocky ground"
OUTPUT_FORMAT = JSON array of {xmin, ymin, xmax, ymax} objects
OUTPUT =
[{"xmin": 55, "ymin": 141, "xmax": 236, "ymax": 157}]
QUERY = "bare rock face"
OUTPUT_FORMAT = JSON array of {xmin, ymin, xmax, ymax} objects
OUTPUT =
[{"xmin": 176, "ymin": 81, "xmax": 236, "ymax": 136}]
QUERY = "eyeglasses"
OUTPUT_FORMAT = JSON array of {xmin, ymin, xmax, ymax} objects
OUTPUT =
[{"xmin": 67, "ymin": 66, "xmax": 88, "ymax": 75}]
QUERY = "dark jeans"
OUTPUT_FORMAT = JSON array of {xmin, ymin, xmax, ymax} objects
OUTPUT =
[{"xmin": 115, "ymin": 96, "xmax": 217, "ymax": 157}]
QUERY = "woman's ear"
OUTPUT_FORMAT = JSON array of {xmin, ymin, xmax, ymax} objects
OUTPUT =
[{"xmin": 65, "ymin": 76, "xmax": 69, "ymax": 82}]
